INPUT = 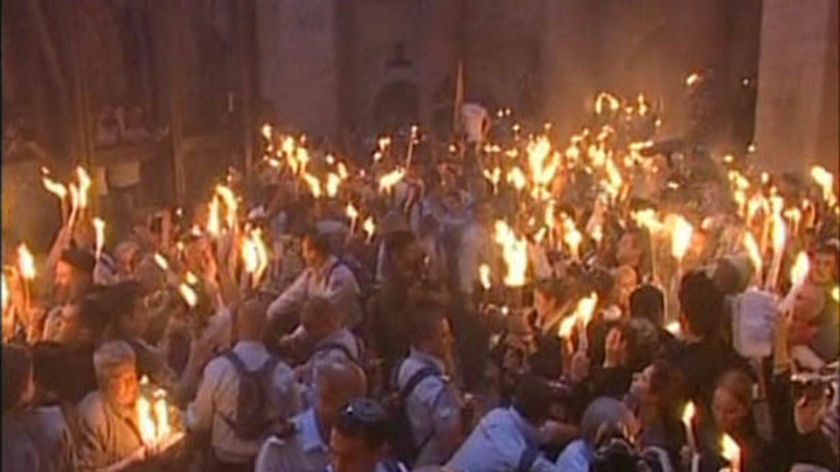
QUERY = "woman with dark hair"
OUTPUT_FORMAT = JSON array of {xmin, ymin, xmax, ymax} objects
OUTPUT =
[
  {"xmin": 2, "ymin": 343, "xmax": 72, "ymax": 472},
  {"xmin": 626, "ymin": 359, "xmax": 688, "ymax": 470},
  {"xmin": 707, "ymin": 368, "xmax": 771, "ymax": 472}
]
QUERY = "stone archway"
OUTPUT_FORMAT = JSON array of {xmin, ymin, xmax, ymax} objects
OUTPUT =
[{"xmin": 371, "ymin": 80, "xmax": 419, "ymax": 134}]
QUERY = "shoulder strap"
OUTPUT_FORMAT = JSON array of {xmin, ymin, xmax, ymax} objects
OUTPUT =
[
  {"xmin": 224, "ymin": 351, "xmax": 249, "ymax": 374},
  {"xmin": 314, "ymin": 342, "xmax": 356, "ymax": 362},
  {"xmin": 400, "ymin": 365, "xmax": 440, "ymax": 399},
  {"xmin": 325, "ymin": 259, "xmax": 346, "ymax": 286},
  {"xmin": 516, "ymin": 446, "xmax": 541, "ymax": 472},
  {"xmin": 260, "ymin": 355, "xmax": 282, "ymax": 377}
]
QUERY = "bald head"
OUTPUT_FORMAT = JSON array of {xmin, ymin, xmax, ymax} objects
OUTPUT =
[
  {"xmin": 238, "ymin": 299, "xmax": 268, "ymax": 340},
  {"xmin": 314, "ymin": 360, "xmax": 368, "ymax": 428}
]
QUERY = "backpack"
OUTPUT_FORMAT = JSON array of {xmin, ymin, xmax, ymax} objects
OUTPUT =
[
  {"xmin": 221, "ymin": 352, "xmax": 282, "ymax": 441},
  {"xmin": 326, "ymin": 257, "xmax": 374, "ymax": 302},
  {"xmin": 384, "ymin": 360, "xmax": 442, "ymax": 467}
]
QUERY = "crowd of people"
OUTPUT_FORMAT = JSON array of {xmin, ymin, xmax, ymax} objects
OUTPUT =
[{"xmin": 2, "ymin": 85, "xmax": 839, "ymax": 472}]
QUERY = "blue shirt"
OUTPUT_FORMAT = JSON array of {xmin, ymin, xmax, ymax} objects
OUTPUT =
[
  {"xmin": 397, "ymin": 348, "xmax": 462, "ymax": 466},
  {"xmin": 554, "ymin": 438, "xmax": 593, "ymax": 472},
  {"xmin": 447, "ymin": 407, "xmax": 559, "ymax": 472},
  {"xmin": 255, "ymin": 409, "xmax": 330, "ymax": 472}
]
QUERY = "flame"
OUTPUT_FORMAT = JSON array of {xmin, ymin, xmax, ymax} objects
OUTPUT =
[
  {"xmin": 185, "ymin": 271, "xmax": 199, "ymax": 285},
  {"xmin": 561, "ymin": 213, "xmax": 582, "ymax": 260},
  {"xmin": 301, "ymin": 172, "xmax": 322, "ymax": 198},
  {"xmin": 668, "ymin": 214, "xmax": 694, "ymax": 261},
  {"xmin": 377, "ymin": 136, "xmax": 392, "ymax": 152},
  {"xmin": 136, "ymin": 395, "xmax": 157, "ymax": 445},
  {"xmin": 493, "ymin": 220, "xmax": 528, "ymax": 287},
  {"xmin": 681, "ymin": 402, "xmax": 696, "ymax": 426},
  {"xmin": 603, "ymin": 156, "xmax": 624, "ymax": 200},
  {"xmin": 69, "ymin": 184, "xmax": 80, "ymax": 214},
  {"xmin": 479, "ymin": 264, "xmax": 492, "ymax": 290},
  {"xmin": 636, "ymin": 94, "xmax": 649, "ymax": 116},
  {"xmin": 42, "ymin": 176, "xmax": 68, "ymax": 199},
  {"xmin": 346, "ymin": 203, "xmax": 359, "ymax": 225},
  {"xmin": 241, "ymin": 229, "xmax": 270, "ymax": 283},
  {"xmin": 832, "ymin": 285, "xmax": 839, "ymax": 303},
  {"xmin": 810, "ymin": 166, "xmax": 837, "ymax": 206},
  {"xmin": 215, "ymin": 185, "xmax": 238, "ymax": 229},
  {"xmin": 527, "ymin": 136, "xmax": 557, "ymax": 187},
  {"xmin": 2, "ymin": 273, "xmax": 9, "ymax": 313},
  {"xmin": 363, "ymin": 217, "xmax": 376, "ymax": 242},
  {"xmin": 771, "ymin": 213, "xmax": 787, "ymax": 256},
  {"xmin": 378, "ymin": 168, "xmax": 405, "ymax": 193},
  {"xmin": 742, "ymin": 232, "xmax": 763, "ymax": 275},
  {"xmin": 720, "ymin": 434, "xmax": 741, "ymax": 470},
  {"xmin": 326, "ymin": 173, "xmax": 342, "ymax": 198},
  {"xmin": 92, "ymin": 218, "xmax": 106, "ymax": 260},
  {"xmin": 260, "ymin": 123, "xmax": 272, "ymax": 140},
  {"xmin": 574, "ymin": 292, "xmax": 598, "ymax": 327},
  {"xmin": 558, "ymin": 315, "xmax": 577, "ymax": 338},
  {"xmin": 17, "ymin": 244, "xmax": 36, "ymax": 280},
  {"xmin": 666, "ymin": 321, "xmax": 682, "ymax": 336},
  {"xmin": 506, "ymin": 166, "xmax": 527, "ymax": 191},
  {"xmin": 152, "ymin": 390, "xmax": 171, "ymax": 440},
  {"xmin": 337, "ymin": 163, "xmax": 349, "ymax": 180},
  {"xmin": 76, "ymin": 167, "xmax": 92, "ymax": 209},
  {"xmin": 594, "ymin": 92, "xmax": 620, "ymax": 115},
  {"xmin": 632, "ymin": 209, "xmax": 664, "ymax": 234},
  {"xmin": 685, "ymin": 72, "xmax": 702, "ymax": 87},
  {"xmin": 207, "ymin": 196, "xmax": 221, "ymax": 236},
  {"xmin": 178, "ymin": 283, "xmax": 198, "ymax": 308},
  {"xmin": 483, "ymin": 167, "xmax": 502, "ymax": 192},
  {"xmin": 153, "ymin": 253, "xmax": 170, "ymax": 272},
  {"xmin": 790, "ymin": 251, "xmax": 810, "ymax": 287}
]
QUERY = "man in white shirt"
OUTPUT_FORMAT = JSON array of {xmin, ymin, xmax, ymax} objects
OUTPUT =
[
  {"xmin": 187, "ymin": 300, "xmax": 300, "ymax": 472},
  {"xmin": 255, "ymin": 360, "xmax": 368, "ymax": 472},
  {"xmin": 268, "ymin": 232, "xmax": 362, "ymax": 332}
]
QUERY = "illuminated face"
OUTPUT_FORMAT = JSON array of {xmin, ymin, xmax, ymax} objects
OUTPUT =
[
  {"xmin": 53, "ymin": 304, "xmax": 83, "ymax": 343},
  {"xmin": 792, "ymin": 282, "xmax": 825, "ymax": 325},
  {"xmin": 55, "ymin": 261, "xmax": 76, "ymax": 293},
  {"xmin": 102, "ymin": 362, "xmax": 139, "ymax": 409},
  {"xmin": 713, "ymin": 387, "xmax": 748, "ymax": 434},
  {"xmin": 810, "ymin": 252, "xmax": 838, "ymax": 286},
  {"xmin": 301, "ymin": 237, "xmax": 321, "ymax": 268},
  {"xmin": 329, "ymin": 429, "xmax": 381, "ymax": 472},
  {"xmin": 615, "ymin": 267, "xmax": 639, "ymax": 310}
]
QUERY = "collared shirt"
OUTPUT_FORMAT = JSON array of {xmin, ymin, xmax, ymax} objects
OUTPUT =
[
  {"xmin": 397, "ymin": 348, "xmax": 462, "ymax": 466},
  {"xmin": 554, "ymin": 438, "xmax": 593, "ymax": 472},
  {"xmin": 448, "ymin": 407, "xmax": 559, "ymax": 472},
  {"xmin": 268, "ymin": 256, "xmax": 362, "ymax": 326},
  {"xmin": 299, "ymin": 328, "xmax": 363, "ymax": 408},
  {"xmin": 255, "ymin": 409, "xmax": 330, "ymax": 472},
  {"xmin": 186, "ymin": 341, "xmax": 301, "ymax": 464},
  {"xmin": 75, "ymin": 391, "xmax": 146, "ymax": 472}
]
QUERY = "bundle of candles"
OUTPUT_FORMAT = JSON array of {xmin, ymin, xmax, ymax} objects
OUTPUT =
[{"xmin": 135, "ymin": 376, "xmax": 184, "ymax": 453}]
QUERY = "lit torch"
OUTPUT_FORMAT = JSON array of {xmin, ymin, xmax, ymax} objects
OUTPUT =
[
  {"xmin": 42, "ymin": 173, "xmax": 69, "ymax": 224},
  {"xmin": 76, "ymin": 166, "xmax": 92, "ymax": 212},
  {"xmin": 574, "ymin": 292, "xmax": 598, "ymax": 352},
  {"xmin": 493, "ymin": 220, "xmax": 528, "ymax": 287},
  {"xmin": 92, "ymin": 218, "xmax": 106, "ymax": 260}
]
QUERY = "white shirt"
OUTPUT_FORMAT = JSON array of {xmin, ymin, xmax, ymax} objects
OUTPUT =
[
  {"xmin": 255, "ymin": 409, "xmax": 329, "ymax": 472},
  {"xmin": 267, "ymin": 256, "xmax": 362, "ymax": 326},
  {"xmin": 461, "ymin": 103, "xmax": 489, "ymax": 143},
  {"xmin": 186, "ymin": 341, "xmax": 301, "ymax": 463}
]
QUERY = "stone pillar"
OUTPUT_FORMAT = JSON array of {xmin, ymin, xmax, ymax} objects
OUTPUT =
[
  {"xmin": 257, "ymin": 0, "xmax": 339, "ymax": 137},
  {"xmin": 754, "ymin": 0, "xmax": 839, "ymax": 173}
]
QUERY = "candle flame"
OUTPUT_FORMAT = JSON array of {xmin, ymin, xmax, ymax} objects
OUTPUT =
[
  {"xmin": 831, "ymin": 285, "xmax": 839, "ymax": 303},
  {"xmin": 685, "ymin": 72, "xmax": 702, "ymax": 87},
  {"xmin": 42, "ymin": 176, "xmax": 68, "ymax": 199},
  {"xmin": 506, "ymin": 166, "xmax": 527, "ymax": 191},
  {"xmin": 594, "ymin": 92, "xmax": 620, "ymax": 115},
  {"xmin": 742, "ymin": 232, "xmax": 762, "ymax": 276},
  {"xmin": 153, "ymin": 253, "xmax": 170, "ymax": 272},
  {"xmin": 261, "ymin": 123, "xmax": 272, "ymax": 140},
  {"xmin": 17, "ymin": 244, "xmax": 36, "ymax": 280},
  {"xmin": 668, "ymin": 214, "xmax": 693, "ymax": 261},
  {"xmin": 574, "ymin": 292, "xmax": 598, "ymax": 327},
  {"xmin": 242, "ymin": 229, "xmax": 270, "ymax": 283},
  {"xmin": 178, "ymin": 283, "xmax": 198, "ymax": 308},
  {"xmin": 810, "ymin": 166, "xmax": 837, "ymax": 207},
  {"xmin": 215, "ymin": 185, "xmax": 238, "ymax": 229},
  {"xmin": 76, "ymin": 167, "xmax": 92, "ymax": 209},
  {"xmin": 185, "ymin": 271, "xmax": 199, "ymax": 285},
  {"xmin": 363, "ymin": 217, "xmax": 376, "ymax": 242},
  {"xmin": 666, "ymin": 321, "xmax": 681, "ymax": 336},
  {"xmin": 301, "ymin": 173, "xmax": 322, "ymax": 198},
  {"xmin": 136, "ymin": 395, "xmax": 157, "ymax": 445},
  {"xmin": 790, "ymin": 251, "xmax": 810, "ymax": 287},
  {"xmin": 558, "ymin": 315, "xmax": 577, "ymax": 339},
  {"xmin": 479, "ymin": 264, "xmax": 492, "ymax": 290},
  {"xmin": 632, "ymin": 209, "xmax": 664, "ymax": 234},
  {"xmin": 346, "ymin": 203, "xmax": 359, "ymax": 222},
  {"xmin": 326, "ymin": 173, "xmax": 341, "ymax": 198},
  {"xmin": 493, "ymin": 220, "xmax": 528, "ymax": 287},
  {"xmin": 720, "ymin": 434, "xmax": 741, "ymax": 466},
  {"xmin": 207, "ymin": 196, "xmax": 221, "ymax": 236},
  {"xmin": 378, "ymin": 168, "xmax": 405, "ymax": 193},
  {"xmin": 681, "ymin": 402, "xmax": 696, "ymax": 426},
  {"xmin": 92, "ymin": 218, "xmax": 106, "ymax": 260},
  {"xmin": 561, "ymin": 213, "xmax": 582, "ymax": 260},
  {"xmin": 152, "ymin": 390, "xmax": 171, "ymax": 440}
]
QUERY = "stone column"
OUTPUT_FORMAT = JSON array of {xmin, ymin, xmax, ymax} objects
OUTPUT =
[{"xmin": 754, "ymin": 0, "xmax": 839, "ymax": 173}]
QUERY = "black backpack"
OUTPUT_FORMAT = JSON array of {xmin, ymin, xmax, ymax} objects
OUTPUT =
[
  {"xmin": 384, "ymin": 360, "xmax": 442, "ymax": 467},
  {"xmin": 221, "ymin": 352, "xmax": 282, "ymax": 441}
]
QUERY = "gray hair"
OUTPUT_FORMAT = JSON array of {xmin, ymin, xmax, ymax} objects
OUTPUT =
[{"xmin": 93, "ymin": 340, "xmax": 136, "ymax": 383}]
